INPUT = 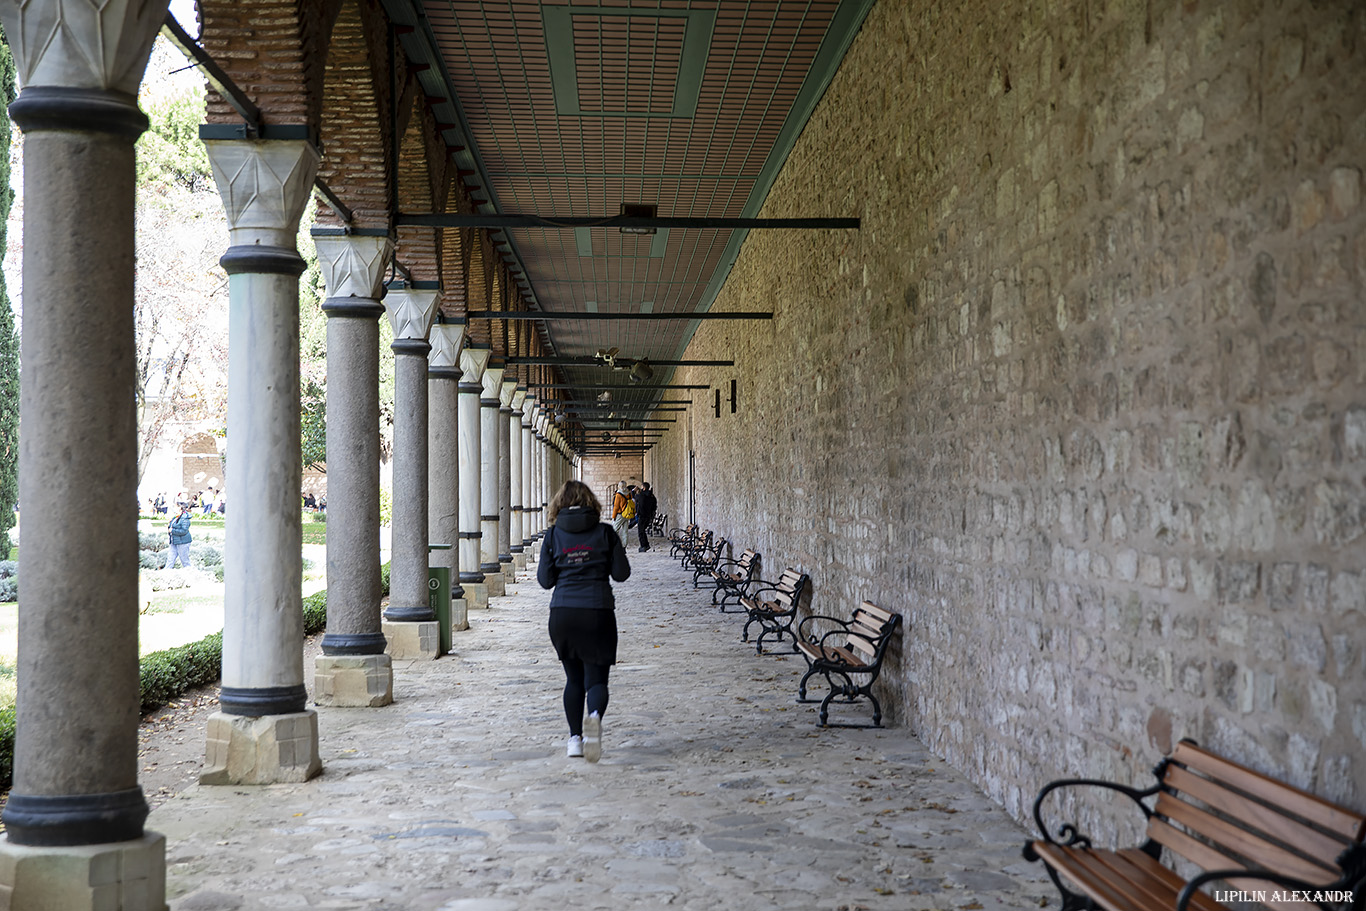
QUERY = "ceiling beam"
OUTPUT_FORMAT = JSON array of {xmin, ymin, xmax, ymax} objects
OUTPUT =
[
  {"xmin": 528, "ymin": 383, "xmax": 710, "ymax": 390},
  {"xmin": 396, "ymin": 214, "xmax": 859, "ymax": 230},
  {"xmin": 506, "ymin": 357, "xmax": 732, "ymax": 367},
  {"xmin": 466, "ymin": 311, "xmax": 770, "ymax": 321}
]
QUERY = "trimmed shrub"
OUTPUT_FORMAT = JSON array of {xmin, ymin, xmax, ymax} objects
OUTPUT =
[
  {"xmin": 138, "ymin": 532, "xmax": 167, "ymax": 553},
  {"xmin": 0, "ymin": 560, "xmax": 16, "ymax": 579},
  {"xmin": 189, "ymin": 544, "xmax": 222, "ymax": 568},
  {"xmin": 0, "ymin": 704, "xmax": 12, "ymax": 789},
  {"xmin": 145, "ymin": 568, "xmax": 210, "ymax": 591},
  {"xmin": 138, "ymin": 550, "xmax": 162, "ymax": 570},
  {"xmin": 0, "ymin": 578, "xmax": 15, "ymax": 603}
]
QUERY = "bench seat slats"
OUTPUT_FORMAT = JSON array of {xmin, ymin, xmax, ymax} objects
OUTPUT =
[
  {"xmin": 1170, "ymin": 741, "xmax": 1366, "ymax": 842},
  {"xmin": 797, "ymin": 642, "xmax": 867, "ymax": 668},
  {"xmin": 1153, "ymin": 793, "xmax": 1337, "ymax": 883},
  {"xmin": 1030, "ymin": 842, "xmax": 1164, "ymax": 911},
  {"xmin": 1163, "ymin": 765, "xmax": 1349, "ymax": 865}
]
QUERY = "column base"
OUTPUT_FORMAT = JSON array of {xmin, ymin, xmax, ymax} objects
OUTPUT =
[
  {"xmin": 513, "ymin": 553, "xmax": 528, "ymax": 572},
  {"xmin": 200, "ymin": 711, "xmax": 322, "ymax": 786},
  {"xmin": 462, "ymin": 582, "xmax": 489, "ymax": 611},
  {"xmin": 500, "ymin": 561, "xmax": 515, "ymax": 582},
  {"xmin": 382, "ymin": 621, "xmax": 439, "ymax": 660},
  {"xmin": 483, "ymin": 571, "xmax": 506, "ymax": 598},
  {"xmin": 450, "ymin": 598, "xmax": 469, "ymax": 633},
  {"xmin": 0, "ymin": 832, "xmax": 166, "ymax": 911},
  {"xmin": 314, "ymin": 655, "xmax": 393, "ymax": 707}
]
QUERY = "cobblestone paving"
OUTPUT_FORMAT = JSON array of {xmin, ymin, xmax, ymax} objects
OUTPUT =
[{"xmin": 152, "ymin": 545, "xmax": 1054, "ymax": 910}]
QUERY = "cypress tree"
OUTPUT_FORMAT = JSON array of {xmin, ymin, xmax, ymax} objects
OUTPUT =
[{"xmin": 0, "ymin": 28, "xmax": 19, "ymax": 557}]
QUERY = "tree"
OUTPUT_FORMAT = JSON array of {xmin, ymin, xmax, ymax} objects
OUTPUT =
[{"xmin": 0, "ymin": 28, "xmax": 20, "ymax": 549}]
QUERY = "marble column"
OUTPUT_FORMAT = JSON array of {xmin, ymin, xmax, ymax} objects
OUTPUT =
[
  {"xmin": 497, "ymin": 378, "xmax": 517, "ymax": 579},
  {"xmin": 381, "ymin": 287, "xmax": 441, "ymax": 658},
  {"xmin": 458, "ymin": 346, "xmax": 491, "ymax": 610},
  {"xmin": 0, "ymin": 2, "xmax": 168, "ymax": 904},
  {"xmin": 428, "ymin": 323, "xmax": 468, "ymax": 633},
  {"xmin": 508, "ymin": 389, "xmax": 526, "ymax": 572},
  {"xmin": 479, "ymin": 362, "xmax": 505, "ymax": 596},
  {"xmin": 521, "ymin": 397, "xmax": 537, "ymax": 553},
  {"xmin": 311, "ymin": 234, "xmax": 394, "ymax": 708},
  {"xmin": 196, "ymin": 138, "xmax": 323, "ymax": 786}
]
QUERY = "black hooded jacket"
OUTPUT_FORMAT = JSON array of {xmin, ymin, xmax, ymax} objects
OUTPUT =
[{"xmin": 537, "ymin": 506, "xmax": 631, "ymax": 609}]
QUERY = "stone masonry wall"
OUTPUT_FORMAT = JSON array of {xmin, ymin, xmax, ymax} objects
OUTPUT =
[
  {"xmin": 580, "ymin": 456, "xmax": 645, "ymax": 512},
  {"xmin": 652, "ymin": 0, "xmax": 1366, "ymax": 842}
]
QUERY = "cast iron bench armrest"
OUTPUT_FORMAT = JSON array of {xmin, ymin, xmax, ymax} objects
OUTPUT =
[
  {"xmin": 797, "ymin": 613, "xmax": 854, "ymax": 641},
  {"xmin": 1027, "ymin": 778, "xmax": 1160, "ymax": 851}
]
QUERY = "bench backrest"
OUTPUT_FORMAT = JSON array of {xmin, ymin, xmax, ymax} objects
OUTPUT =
[
  {"xmin": 1148, "ymin": 740, "xmax": 1366, "ymax": 910},
  {"xmin": 837, "ymin": 601, "xmax": 901, "ymax": 662},
  {"xmin": 737, "ymin": 550, "xmax": 759, "ymax": 573},
  {"xmin": 767, "ymin": 568, "xmax": 809, "ymax": 610}
]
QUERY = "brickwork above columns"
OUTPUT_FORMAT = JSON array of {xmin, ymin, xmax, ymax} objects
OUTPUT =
[{"xmin": 199, "ymin": 0, "xmax": 332, "ymax": 126}]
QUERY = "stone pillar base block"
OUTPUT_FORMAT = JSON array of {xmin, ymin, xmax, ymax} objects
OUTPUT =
[
  {"xmin": 314, "ymin": 654, "xmax": 394, "ymax": 707},
  {"xmin": 0, "ymin": 831, "xmax": 166, "ymax": 911},
  {"xmin": 484, "ymin": 572, "xmax": 506, "ymax": 597},
  {"xmin": 200, "ymin": 711, "xmax": 322, "ymax": 786},
  {"xmin": 383, "ymin": 621, "xmax": 440, "ymax": 660},
  {"xmin": 450, "ymin": 599, "xmax": 469, "ymax": 633},
  {"xmin": 513, "ymin": 553, "xmax": 527, "ymax": 572},
  {"xmin": 463, "ymin": 582, "xmax": 489, "ymax": 611},
  {"xmin": 500, "ymin": 562, "xmax": 515, "ymax": 583}
]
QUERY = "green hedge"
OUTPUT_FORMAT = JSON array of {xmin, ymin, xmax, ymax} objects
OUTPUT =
[{"xmin": 0, "ymin": 564, "xmax": 394, "ymax": 791}]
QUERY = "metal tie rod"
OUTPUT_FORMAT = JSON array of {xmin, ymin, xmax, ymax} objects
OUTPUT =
[
  {"xmin": 396, "ymin": 214, "xmax": 859, "ymax": 230},
  {"xmin": 467, "ymin": 311, "xmax": 770, "ymax": 321}
]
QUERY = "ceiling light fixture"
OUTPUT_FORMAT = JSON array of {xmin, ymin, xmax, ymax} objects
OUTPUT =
[
  {"xmin": 619, "ymin": 203, "xmax": 657, "ymax": 236},
  {"xmin": 629, "ymin": 358, "xmax": 654, "ymax": 384}
]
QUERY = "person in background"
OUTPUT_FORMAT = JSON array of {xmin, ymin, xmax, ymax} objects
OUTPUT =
[
  {"xmin": 633, "ymin": 482, "xmax": 657, "ymax": 552},
  {"xmin": 538, "ymin": 480, "xmax": 631, "ymax": 763},
  {"xmin": 165, "ymin": 502, "xmax": 194, "ymax": 570},
  {"xmin": 610, "ymin": 481, "xmax": 630, "ymax": 539}
]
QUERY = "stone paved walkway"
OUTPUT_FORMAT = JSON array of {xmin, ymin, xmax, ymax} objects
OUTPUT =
[{"xmin": 152, "ymin": 545, "xmax": 1054, "ymax": 910}]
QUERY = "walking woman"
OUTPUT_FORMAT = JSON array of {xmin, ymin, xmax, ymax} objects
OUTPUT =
[{"xmin": 538, "ymin": 480, "xmax": 631, "ymax": 762}]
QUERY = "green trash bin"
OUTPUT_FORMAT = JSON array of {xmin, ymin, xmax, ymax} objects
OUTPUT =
[{"xmin": 428, "ymin": 545, "xmax": 453, "ymax": 654}]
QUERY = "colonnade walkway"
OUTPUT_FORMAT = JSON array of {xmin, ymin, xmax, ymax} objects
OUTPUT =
[{"xmin": 152, "ymin": 546, "xmax": 1054, "ymax": 910}]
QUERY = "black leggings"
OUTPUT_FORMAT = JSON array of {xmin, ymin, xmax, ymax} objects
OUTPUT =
[{"xmin": 561, "ymin": 659, "xmax": 610, "ymax": 736}]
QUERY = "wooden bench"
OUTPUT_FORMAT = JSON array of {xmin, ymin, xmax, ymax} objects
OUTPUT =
[
  {"xmin": 795, "ymin": 601, "xmax": 901, "ymax": 727},
  {"xmin": 687, "ymin": 535, "xmax": 730, "ymax": 585},
  {"xmin": 1024, "ymin": 739, "xmax": 1366, "ymax": 911},
  {"xmin": 739, "ymin": 568, "xmax": 810, "ymax": 655},
  {"xmin": 670, "ymin": 525, "xmax": 704, "ymax": 564},
  {"xmin": 701, "ymin": 549, "xmax": 760, "ymax": 610}
]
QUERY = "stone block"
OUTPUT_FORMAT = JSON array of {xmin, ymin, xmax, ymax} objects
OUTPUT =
[
  {"xmin": 449, "ymin": 598, "xmax": 469, "ymax": 633},
  {"xmin": 314, "ymin": 654, "xmax": 393, "ymax": 707},
  {"xmin": 0, "ymin": 832, "xmax": 166, "ymax": 911},
  {"xmin": 484, "ymin": 571, "xmax": 506, "ymax": 597},
  {"xmin": 463, "ymin": 582, "xmax": 489, "ymax": 611},
  {"xmin": 500, "ymin": 561, "xmax": 515, "ymax": 582},
  {"xmin": 200, "ymin": 711, "xmax": 321, "ymax": 786},
  {"xmin": 513, "ymin": 553, "xmax": 527, "ymax": 572},
  {"xmin": 382, "ymin": 621, "xmax": 439, "ymax": 660}
]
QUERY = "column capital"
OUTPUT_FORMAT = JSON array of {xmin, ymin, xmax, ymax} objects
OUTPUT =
[
  {"xmin": 511, "ymin": 388, "xmax": 527, "ymax": 410},
  {"xmin": 383, "ymin": 288, "xmax": 440, "ymax": 342},
  {"xmin": 500, "ymin": 378, "xmax": 518, "ymax": 408},
  {"xmin": 480, "ymin": 364, "xmax": 505, "ymax": 398},
  {"xmin": 0, "ymin": 0, "xmax": 167, "ymax": 94},
  {"xmin": 207, "ymin": 140, "xmax": 320, "ymax": 250},
  {"xmin": 428, "ymin": 324, "xmax": 466, "ymax": 372},
  {"xmin": 459, "ymin": 346, "xmax": 491, "ymax": 384},
  {"xmin": 522, "ymin": 396, "xmax": 537, "ymax": 420},
  {"xmin": 315, "ymin": 235, "xmax": 393, "ymax": 303}
]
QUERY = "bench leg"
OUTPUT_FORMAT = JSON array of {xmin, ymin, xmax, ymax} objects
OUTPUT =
[
  {"xmin": 796, "ymin": 665, "xmax": 820, "ymax": 702},
  {"xmin": 741, "ymin": 616, "xmax": 757, "ymax": 642}
]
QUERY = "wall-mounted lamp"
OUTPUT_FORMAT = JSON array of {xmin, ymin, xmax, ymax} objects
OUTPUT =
[{"xmin": 730, "ymin": 379, "xmax": 737, "ymax": 414}]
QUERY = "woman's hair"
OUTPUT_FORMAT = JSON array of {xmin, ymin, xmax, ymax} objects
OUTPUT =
[{"xmin": 548, "ymin": 480, "xmax": 601, "ymax": 523}]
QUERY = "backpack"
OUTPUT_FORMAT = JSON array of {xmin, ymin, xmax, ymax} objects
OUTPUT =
[{"xmin": 622, "ymin": 499, "xmax": 636, "ymax": 520}]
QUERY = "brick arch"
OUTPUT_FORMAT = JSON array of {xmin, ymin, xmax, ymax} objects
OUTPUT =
[
  {"xmin": 394, "ymin": 91, "xmax": 450, "ymax": 284},
  {"xmin": 314, "ymin": 0, "xmax": 402, "ymax": 231},
  {"xmin": 199, "ymin": 0, "xmax": 343, "ymax": 128}
]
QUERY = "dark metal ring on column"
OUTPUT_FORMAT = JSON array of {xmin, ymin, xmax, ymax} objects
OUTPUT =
[
  {"xmin": 459, "ymin": 571, "xmax": 486, "ymax": 584},
  {"xmin": 221, "ymin": 245, "xmax": 306, "ymax": 277},
  {"xmin": 500, "ymin": 407, "xmax": 514, "ymax": 415},
  {"xmin": 383, "ymin": 604, "xmax": 437, "ymax": 622},
  {"xmin": 522, "ymin": 423, "xmax": 534, "ymax": 430},
  {"xmin": 480, "ymin": 398, "xmax": 500, "ymax": 407},
  {"xmin": 512, "ymin": 505, "xmax": 524, "ymax": 512},
  {"xmin": 481, "ymin": 514, "xmax": 499, "ymax": 521},
  {"xmin": 8, "ymin": 85, "xmax": 149, "ymax": 138},
  {"xmin": 510, "ymin": 544, "xmax": 524, "ymax": 554},
  {"xmin": 1, "ymin": 787, "xmax": 149, "ymax": 847},
  {"xmin": 219, "ymin": 684, "xmax": 308, "ymax": 717},
  {"xmin": 458, "ymin": 531, "xmax": 483, "ymax": 539},
  {"xmin": 320, "ymin": 631, "xmax": 390, "ymax": 656},
  {"xmin": 392, "ymin": 338, "xmax": 432, "ymax": 355},
  {"xmin": 428, "ymin": 367, "xmax": 462, "ymax": 379},
  {"xmin": 322, "ymin": 297, "xmax": 386, "ymax": 320},
  {"xmin": 480, "ymin": 562, "xmax": 502, "ymax": 573}
]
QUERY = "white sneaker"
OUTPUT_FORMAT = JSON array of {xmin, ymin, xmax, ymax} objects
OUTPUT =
[
  {"xmin": 566, "ymin": 735, "xmax": 584, "ymax": 758},
  {"xmin": 583, "ymin": 712, "xmax": 602, "ymax": 763}
]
